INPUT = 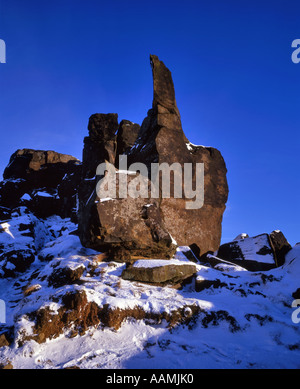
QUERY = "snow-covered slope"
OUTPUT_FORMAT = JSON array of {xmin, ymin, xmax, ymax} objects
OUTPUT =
[{"xmin": 0, "ymin": 213, "xmax": 299, "ymax": 369}]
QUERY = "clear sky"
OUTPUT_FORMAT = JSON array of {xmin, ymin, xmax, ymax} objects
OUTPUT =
[{"xmin": 0, "ymin": 0, "xmax": 299, "ymax": 245}]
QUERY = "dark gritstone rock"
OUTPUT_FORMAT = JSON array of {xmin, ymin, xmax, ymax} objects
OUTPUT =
[
  {"xmin": 269, "ymin": 230, "xmax": 292, "ymax": 266},
  {"xmin": 78, "ymin": 115, "xmax": 110, "ymax": 241},
  {"xmin": 77, "ymin": 54, "xmax": 228, "ymax": 259},
  {"xmin": 127, "ymin": 54, "xmax": 229, "ymax": 256},
  {"xmin": 292, "ymin": 288, "xmax": 300, "ymax": 300},
  {"xmin": 121, "ymin": 260, "xmax": 197, "ymax": 285},
  {"xmin": 116, "ymin": 120, "xmax": 140, "ymax": 162},
  {"xmin": 48, "ymin": 264, "xmax": 85, "ymax": 288},
  {"xmin": 79, "ymin": 169, "xmax": 177, "ymax": 261},
  {"xmin": 3, "ymin": 149, "xmax": 79, "ymax": 185},
  {"xmin": 57, "ymin": 167, "xmax": 82, "ymax": 222},
  {"xmin": 82, "ymin": 113, "xmax": 118, "ymax": 179},
  {"xmin": 217, "ymin": 233, "xmax": 278, "ymax": 271},
  {"xmin": 78, "ymin": 114, "xmax": 118, "ymax": 246},
  {"xmin": 0, "ymin": 249, "xmax": 35, "ymax": 277},
  {"xmin": 0, "ymin": 179, "xmax": 29, "ymax": 209},
  {"xmin": 0, "ymin": 149, "xmax": 81, "ymax": 219}
]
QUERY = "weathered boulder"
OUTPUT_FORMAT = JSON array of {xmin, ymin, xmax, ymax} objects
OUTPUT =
[
  {"xmin": 79, "ymin": 168, "xmax": 177, "ymax": 261},
  {"xmin": 82, "ymin": 113, "xmax": 118, "ymax": 179},
  {"xmin": 0, "ymin": 179, "xmax": 29, "ymax": 209},
  {"xmin": 78, "ymin": 114, "xmax": 118, "ymax": 242},
  {"xmin": 217, "ymin": 233, "xmax": 278, "ymax": 271},
  {"xmin": 122, "ymin": 258, "xmax": 198, "ymax": 285},
  {"xmin": 29, "ymin": 191, "xmax": 60, "ymax": 219},
  {"xmin": 116, "ymin": 120, "xmax": 140, "ymax": 163},
  {"xmin": 77, "ymin": 110, "xmax": 177, "ymax": 261},
  {"xmin": 3, "ymin": 149, "xmax": 79, "ymax": 185},
  {"xmin": 127, "ymin": 55, "xmax": 229, "ymax": 257},
  {"xmin": 0, "ymin": 207, "xmax": 50, "ymax": 277},
  {"xmin": 269, "ymin": 230, "xmax": 292, "ymax": 266},
  {"xmin": 0, "ymin": 149, "xmax": 81, "ymax": 219},
  {"xmin": 217, "ymin": 230, "xmax": 292, "ymax": 271}
]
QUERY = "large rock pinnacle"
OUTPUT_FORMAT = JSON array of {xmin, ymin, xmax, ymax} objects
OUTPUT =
[
  {"xmin": 128, "ymin": 55, "xmax": 229, "ymax": 256},
  {"xmin": 78, "ymin": 55, "xmax": 229, "ymax": 259}
]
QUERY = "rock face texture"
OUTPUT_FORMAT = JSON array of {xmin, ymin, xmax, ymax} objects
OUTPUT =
[
  {"xmin": 77, "ymin": 114, "xmax": 119, "ymax": 247},
  {"xmin": 116, "ymin": 120, "xmax": 140, "ymax": 163},
  {"xmin": 0, "ymin": 149, "xmax": 81, "ymax": 220},
  {"xmin": 0, "ymin": 207, "xmax": 47, "ymax": 278},
  {"xmin": 82, "ymin": 114, "xmax": 118, "ymax": 180},
  {"xmin": 77, "ymin": 55, "xmax": 228, "ymax": 259},
  {"xmin": 122, "ymin": 258, "xmax": 198, "ymax": 285},
  {"xmin": 3, "ymin": 149, "xmax": 79, "ymax": 181},
  {"xmin": 78, "ymin": 166, "xmax": 177, "ymax": 261},
  {"xmin": 216, "ymin": 231, "xmax": 291, "ymax": 271},
  {"xmin": 96, "ymin": 193, "xmax": 177, "ymax": 261},
  {"xmin": 269, "ymin": 230, "xmax": 292, "ymax": 267},
  {"xmin": 127, "ymin": 55, "xmax": 229, "ymax": 256},
  {"xmin": 77, "ymin": 113, "xmax": 168, "ymax": 260}
]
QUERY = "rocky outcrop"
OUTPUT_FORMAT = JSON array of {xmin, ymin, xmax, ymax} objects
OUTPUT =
[
  {"xmin": 79, "ymin": 167, "xmax": 177, "ymax": 261},
  {"xmin": 216, "ymin": 231, "xmax": 291, "ymax": 271},
  {"xmin": 0, "ymin": 56, "xmax": 299, "ymax": 369},
  {"xmin": 3, "ymin": 149, "xmax": 78, "ymax": 180},
  {"xmin": 82, "ymin": 114, "xmax": 118, "ymax": 180},
  {"xmin": 116, "ymin": 120, "xmax": 140, "ymax": 163},
  {"xmin": 0, "ymin": 149, "xmax": 81, "ymax": 220},
  {"xmin": 26, "ymin": 290, "xmax": 101, "ymax": 344},
  {"xmin": 77, "ymin": 114, "xmax": 118, "ymax": 251},
  {"xmin": 78, "ymin": 55, "xmax": 228, "ymax": 259},
  {"xmin": 77, "ymin": 110, "xmax": 177, "ymax": 260},
  {"xmin": 0, "ymin": 201, "xmax": 297, "ymax": 360},
  {"xmin": 127, "ymin": 55, "xmax": 228, "ymax": 256},
  {"xmin": 269, "ymin": 230, "xmax": 292, "ymax": 266},
  {"xmin": 0, "ymin": 207, "xmax": 43, "ymax": 278}
]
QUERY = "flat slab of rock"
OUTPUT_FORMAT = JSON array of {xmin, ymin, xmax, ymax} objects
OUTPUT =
[{"xmin": 121, "ymin": 258, "xmax": 198, "ymax": 284}]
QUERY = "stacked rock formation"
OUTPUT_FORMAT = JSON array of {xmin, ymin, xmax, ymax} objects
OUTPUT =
[
  {"xmin": 0, "ymin": 149, "xmax": 81, "ymax": 220},
  {"xmin": 0, "ymin": 56, "xmax": 229, "ymax": 263},
  {"xmin": 127, "ymin": 55, "xmax": 229, "ymax": 256},
  {"xmin": 77, "ymin": 113, "xmax": 177, "ymax": 261},
  {"xmin": 77, "ymin": 54, "xmax": 229, "ymax": 260}
]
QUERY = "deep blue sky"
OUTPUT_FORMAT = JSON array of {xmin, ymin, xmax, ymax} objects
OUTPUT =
[{"xmin": 0, "ymin": 0, "xmax": 299, "ymax": 245}]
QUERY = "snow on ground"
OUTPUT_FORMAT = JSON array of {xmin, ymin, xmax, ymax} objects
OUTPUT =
[{"xmin": 0, "ymin": 214, "xmax": 300, "ymax": 369}]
